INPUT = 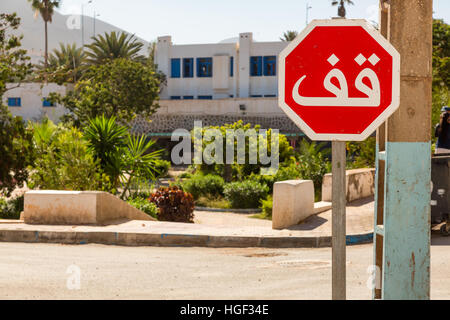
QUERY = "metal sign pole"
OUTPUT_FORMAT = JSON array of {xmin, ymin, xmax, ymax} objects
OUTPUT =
[{"xmin": 332, "ymin": 141, "xmax": 346, "ymax": 300}]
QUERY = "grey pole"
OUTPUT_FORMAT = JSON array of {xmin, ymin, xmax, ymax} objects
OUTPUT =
[
  {"xmin": 306, "ymin": 2, "xmax": 312, "ymax": 27},
  {"xmin": 332, "ymin": 141, "xmax": 346, "ymax": 300},
  {"xmin": 81, "ymin": 0, "xmax": 92, "ymax": 50},
  {"xmin": 81, "ymin": 5, "xmax": 84, "ymax": 49}
]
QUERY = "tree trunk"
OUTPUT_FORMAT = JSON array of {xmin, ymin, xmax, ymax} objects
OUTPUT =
[
  {"xmin": 224, "ymin": 164, "xmax": 232, "ymax": 182},
  {"xmin": 44, "ymin": 20, "xmax": 48, "ymax": 69},
  {"xmin": 44, "ymin": 0, "xmax": 49, "ymax": 82}
]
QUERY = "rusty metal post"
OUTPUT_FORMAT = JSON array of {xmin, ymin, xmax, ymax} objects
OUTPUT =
[{"xmin": 372, "ymin": 0, "xmax": 390, "ymax": 300}]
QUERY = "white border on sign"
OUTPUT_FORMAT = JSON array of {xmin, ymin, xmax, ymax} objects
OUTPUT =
[{"xmin": 278, "ymin": 19, "xmax": 400, "ymax": 141}]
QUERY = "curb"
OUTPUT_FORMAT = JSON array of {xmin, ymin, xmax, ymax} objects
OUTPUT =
[
  {"xmin": 195, "ymin": 207, "xmax": 262, "ymax": 213},
  {"xmin": 0, "ymin": 229, "xmax": 373, "ymax": 248}
]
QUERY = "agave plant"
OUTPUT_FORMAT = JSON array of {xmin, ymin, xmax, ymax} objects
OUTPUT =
[
  {"xmin": 83, "ymin": 115, "xmax": 163, "ymax": 198},
  {"xmin": 84, "ymin": 31, "xmax": 146, "ymax": 65},
  {"xmin": 120, "ymin": 134, "xmax": 163, "ymax": 199},
  {"xmin": 83, "ymin": 115, "xmax": 128, "ymax": 186}
]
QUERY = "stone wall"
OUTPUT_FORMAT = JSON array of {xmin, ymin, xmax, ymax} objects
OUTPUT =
[{"xmin": 131, "ymin": 114, "xmax": 302, "ymax": 135}]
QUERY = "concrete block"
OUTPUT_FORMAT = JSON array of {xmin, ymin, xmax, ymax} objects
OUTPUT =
[
  {"xmin": 272, "ymin": 180, "xmax": 314, "ymax": 230},
  {"xmin": 321, "ymin": 168, "xmax": 375, "ymax": 203},
  {"xmin": 23, "ymin": 191, "xmax": 155, "ymax": 225}
]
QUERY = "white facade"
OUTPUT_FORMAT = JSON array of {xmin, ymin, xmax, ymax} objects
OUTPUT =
[
  {"xmin": 3, "ymin": 83, "xmax": 68, "ymax": 123},
  {"xmin": 3, "ymin": 33, "xmax": 302, "ymax": 134},
  {"xmin": 155, "ymin": 32, "xmax": 288, "ymax": 100}
]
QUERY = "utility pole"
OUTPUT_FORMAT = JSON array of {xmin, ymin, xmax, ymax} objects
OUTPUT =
[
  {"xmin": 373, "ymin": 0, "xmax": 433, "ymax": 299},
  {"xmin": 306, "ymin": 2, "xmax": 312, "ymax": 27},
  {"xmin": 93, "ymin": 11, "xmax": 100, "ymax": 38},
  {"xmin": 81, "ymin": 0, "xmax": 92, "ymax": 50}
]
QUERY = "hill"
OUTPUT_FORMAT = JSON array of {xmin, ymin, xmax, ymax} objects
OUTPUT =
[{"xmin": 0, "ymin": 0, "xmax": 151, "ymax": 63}]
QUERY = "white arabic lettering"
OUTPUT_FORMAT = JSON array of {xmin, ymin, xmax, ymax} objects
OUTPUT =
[{"xmin": 292, "ymin": 65, "xmax": 381, "ymax": 107}]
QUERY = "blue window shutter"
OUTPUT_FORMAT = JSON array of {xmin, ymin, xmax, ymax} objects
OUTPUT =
[
  {"xmin": 171, "ymin": 58, "xmax": 180, "ymax": 78},
  {"xmin": 43, "ymin": 98, "xmax": 54, "ymax": 107},
  {"xmin": 196, "ymin": 58, "xmax": 200, "ymax": 77},
  {"xmin": 8, "ymin": 97, "xmax": 21, "ymax": 107},
  {"xmin": 263, "ymin": 56, "xmax": 276, "ymax": 76},
  {"xmin": 183, "ymin": 58, "xmax": 193, "ymax": 78},
  {"xmin": 197, "ymin": 58, "xmax": 212, "ymax": 77},
  {"xmin": 250, "ymin": 56, "xmax": 262, "ymax": 76},
  {"xmin": 230, "ymin": 57, "xmax": 234, "ymax": 77}
]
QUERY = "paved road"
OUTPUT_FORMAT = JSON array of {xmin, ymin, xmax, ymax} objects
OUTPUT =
[{"xmin": 1, "ymin": 238, "xmax": 449, "ymax": 299}]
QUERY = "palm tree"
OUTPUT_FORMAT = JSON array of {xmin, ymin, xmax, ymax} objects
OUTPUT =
[
  {"xmin": 331, "ymin": 0, "xmax": 354, "ymax": 18},
  {"xmin": 38, "ymin": 43, "xmax": 85, "ymax": 83},
  {"xmin": 280, "ymin": 31, "xmax": 298, "ymax": 42},
  {"xmin": 28, "ymin": 0, "xmax": 61, "ymax": 70},
  {"xmin": 84, "ymin": 31, "xmax": 146, "ymax": 65}
]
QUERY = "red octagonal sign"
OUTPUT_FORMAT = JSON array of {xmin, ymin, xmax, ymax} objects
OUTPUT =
[{"xmin": 279, "ymin": 19, "xmax": 400, "ymax": 141}]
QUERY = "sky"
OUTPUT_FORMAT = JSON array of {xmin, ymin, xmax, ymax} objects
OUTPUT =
[{"xmin": 57, "ymin": 0, "xmax": 450, "ymax": 44}]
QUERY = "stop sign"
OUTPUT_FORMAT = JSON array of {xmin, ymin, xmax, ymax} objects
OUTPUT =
[{"xmin": 279, "ymin": 19, "xmax": 400, "ymax": 141}]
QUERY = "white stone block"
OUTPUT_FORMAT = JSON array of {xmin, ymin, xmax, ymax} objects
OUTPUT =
[
  {"xmin": 23, "ymin": 190, "xmax": 155, "ymax": 225},
  {"xmin": 321, "ymin": 168, "xmax": 375, "ymax": 203},
  {"xmin": 272, "ymin": 180, "xmax": 314, "ymax": 230}
]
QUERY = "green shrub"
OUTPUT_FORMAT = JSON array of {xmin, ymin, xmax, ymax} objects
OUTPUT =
[
  {"xmin": 154, "ymin": 159, "xmax": 171, "ymax": 178},
  {"xmin": 296, "ymin": 140, "xmax": 331, "ymax": 200},
  {"xmin": 346, "ymin": 137, "xmax": 376, "ymax": 169},
  {"xmin": 28, "ymin": 122, "xmax": 111, "ymax": 191},
  {"xmin": 260, "ymin": 195, "xmax": 273, "ymax": 219},
  {"xmin": 195, "ymin": 196, "xmax": 231, "ymax": 209},
  {"xmin": 126, "ymin": 197, "xmax": 158, "ymax": 220},
  {"xmin": 0, "ymin": 195, "xmax": 24, "ymax": 220},
  {"xmin": 181, "ymin": 174, "xmax": 224, "ymax": 199},
  {"xmin": 149, "ymin": 186, "xmax": 195, "ymax": 223},
  {"xmin": 179, "ymin": 172, "xmax": 192, "ymax": 179},
  {"xmin": 193, "ymin": 121, "xmax": 295, "ymax": 181},
  {"xmin": 250, "ymin": 164, "xmax": 301, "ymax": 193},
  {"xmin": 223, "ymin": 180, "xmax": 269, "ymax": 209}
]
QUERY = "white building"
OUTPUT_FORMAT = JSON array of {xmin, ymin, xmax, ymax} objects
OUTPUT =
[
  {"xmin": 3, "ymin": 83, "xmax": 68, "ymax": 123},
  {"xmin": 4, "ymin": 32, "xmax": 303, "ymax": 137},
  {"xmin": 156, "ymin": 32, "xmax": 286, "ymax": 100},
  {"xmin": 137, "ymin": 32, "xmax": 302, "ymax": 136}
]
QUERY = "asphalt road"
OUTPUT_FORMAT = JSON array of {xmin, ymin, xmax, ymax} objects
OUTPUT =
[{"xmin": 1, "ymin": 237, "xmax": 449, "ymax": 299}]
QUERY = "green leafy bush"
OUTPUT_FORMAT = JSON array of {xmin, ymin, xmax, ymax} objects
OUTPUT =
[
  {"xmin": 195, "ymin": 196, "xmax": 231, "ymax": 209},
  {"xmin": 154, "ymin": 159, "xmax": 171, "ymax": 178},
  {"xmin": 0, "ymin": 195, "xmax": 24, "ymax": 220},
  {"xmin": 0, "ymin": 105, "xmax": 34, "ymax": 197},
  {"xmin": 181, "ymin": 173, "xmax": 224, "ymax": 199},
  {"xmin": 193, "ymin": 120, "xmax": 295, "ymax": 181},
  {"xmin": 149, "ymin": 186, "xmax": 195, "ymax": 223},
  {"xmin": 249, "ymin": 163, "xmax": 302, "ymax": 193},
  {"xmin": 126, "ymin": 197, "xmax": 158, "ymax": 220},
  {"xmin": 27, "ymin": 121, "xmax": 111, "ymax": 191},
  {"xmin": 259, "ymin": 195, "xmax": 273, "ymax": 220},
  {"xmin": 223, "ymin": 180, "xmax": 269, "ymax": 209},
  {"xmin": 346, "ymin": 137, "xmax": 376, "ymax": 169},
  {"xmin": 296, "ymin": 140, "xmax": 331, "ymax": 199},
  {"xmin": 54, "ymin": 58, "xmax": 160, "ymax": 126}
]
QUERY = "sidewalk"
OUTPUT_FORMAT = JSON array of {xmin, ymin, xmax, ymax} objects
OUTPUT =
[{"xmin": 0, "ymin": 197, "xmax": 374, "ymax": 248}]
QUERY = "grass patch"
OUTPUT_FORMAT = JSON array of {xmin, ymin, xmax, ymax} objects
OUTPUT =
[
  {"xmin": 249, "ymin": 213, "xmax": 272, "ymax": 220},
  {"xmin": 195, "ymin": 196, "xmax": 231, "ymax": 209}
]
